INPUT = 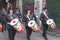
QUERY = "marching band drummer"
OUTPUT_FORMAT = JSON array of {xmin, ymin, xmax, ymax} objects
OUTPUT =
[
  {"xmin": 6, "ymin": 9, "xmax": 18, "ymax": 40},
  {"xmin": 40, "ymin": 7, "xmax": 49, "ymax": 40},
  {"xmin": 23, "ymin": 9, "xmax": 37, "ymax": 40}
]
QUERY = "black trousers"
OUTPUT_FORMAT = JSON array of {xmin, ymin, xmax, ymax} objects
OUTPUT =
[
  {"xmin": 42, "ymin": 23, "xmax": 48, "ymax": 40},
  {"xmin": 26, "ymin": 26, "xmax": 32, "ymax": 40},
  {"xmin": 7, "ymin": 28, "xmax": 16, "ymax": 40}
]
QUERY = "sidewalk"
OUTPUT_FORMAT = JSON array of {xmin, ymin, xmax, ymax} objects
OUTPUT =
[
  {"xmin": 0, "ymin": 29, "xmax": 60, "ymax": 40},
  {"xmin": 47, "ymin": 29, "xmax": 60, "ymax": 37}
]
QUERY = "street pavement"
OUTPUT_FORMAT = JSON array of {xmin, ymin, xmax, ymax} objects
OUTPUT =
[{"xmin": 0, "ymin": 30, "xmax": 60, "ymax": 40}]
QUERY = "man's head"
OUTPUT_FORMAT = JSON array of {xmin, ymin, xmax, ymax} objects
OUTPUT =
[
  {"xmin": 27, "ymin": 9, "xmax": 31, "ymax": 15},
  {"xmin": 42, "ymin": 7, "xmax": 48, "ymax": 12}
]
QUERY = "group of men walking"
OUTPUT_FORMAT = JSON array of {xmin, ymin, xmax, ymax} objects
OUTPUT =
[{"xmin": 0, "ymin": 7, "xmax": 49, "ymax": 40}]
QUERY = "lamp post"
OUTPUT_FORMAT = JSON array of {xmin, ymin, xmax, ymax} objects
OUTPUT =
[
  {"xmin": 16, "ymin": 0, "xmax": 22, "ymax": 13},
  {"xmin": 34, "ymin": 0, "xmax": 43, "ymax": 26},
  {"xmin": 6, "ymin": 0, "xmax": 9, "ymax": 9}
]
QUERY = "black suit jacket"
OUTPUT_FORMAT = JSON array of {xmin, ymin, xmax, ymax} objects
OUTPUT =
[{"xmin": 40, "ymin": 12, "xmax": 49, "ymax": 24}]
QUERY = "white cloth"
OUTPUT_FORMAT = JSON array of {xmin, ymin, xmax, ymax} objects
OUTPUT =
[
  {"xmin": 43, "ymin": 11, "xmax": 49, "ymax": 19},
  {"xmin": 26, "ymin": 15, "xmax": 30, "ymax": 20}
]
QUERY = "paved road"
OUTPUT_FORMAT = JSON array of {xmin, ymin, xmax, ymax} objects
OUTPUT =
[{"xmin": 0, "ymin": 30, "xmax": 60, "ymax": 40}]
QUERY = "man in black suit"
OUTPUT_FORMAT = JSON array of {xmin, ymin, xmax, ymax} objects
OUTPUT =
[
  {"xmin": 0, "ymin": 11, "xmax": 6, "ymax": 32},
  {"xmin": 23, "ymin": 9, "xmax": 36, "ymax": 40},
  {"xmin": 40, "ymin": 7, "xmax": 49, "ymax": 40}
]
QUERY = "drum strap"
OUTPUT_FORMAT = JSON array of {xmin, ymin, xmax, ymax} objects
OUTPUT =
[
  {"xmin": 9, "ymin": 15, "xmax": 13, "ymax": 19},
  {"xmin": 26, "ymin": 15, "xmax": 35, "ymax": 21},
  {"xmin": 26, "ymin": 15, "xmax": 30, "ymax": 20},
  {"xmin": 43, "ymin": 12, "xmax": 49, "ymax": 19}
]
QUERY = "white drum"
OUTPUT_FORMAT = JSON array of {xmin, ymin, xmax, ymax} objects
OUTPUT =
[
  {"xmin": 10, "ymin": 18, "xmax": 25, "ymax": 32},
  {"xmin": 28, "ymin": 20, "xmax": 41, "ymax": 32},
  {"xmin": 46, "ymin": 19, "xmax": 56, "ymax": 30}
]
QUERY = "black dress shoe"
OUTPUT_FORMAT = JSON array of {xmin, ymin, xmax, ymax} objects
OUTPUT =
[
  {"xmin": 45, "ymin": 38, "xmax": 48, "ymax": 40},
  {"xmin": 42, "ymin": 34, "xmax": 48, "ymax": 40}
]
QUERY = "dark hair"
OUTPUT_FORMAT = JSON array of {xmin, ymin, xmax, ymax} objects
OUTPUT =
[
  {"xmin": 16, "ymin": 8, "xmax": 20, "ymax": 12},
  {"xmin": 42, "ymin": 7, "xmax": 48, "ymax": 10},
  {"xmin": 16, "ymin": 8, "xmax": 19, "ymax": 10}
]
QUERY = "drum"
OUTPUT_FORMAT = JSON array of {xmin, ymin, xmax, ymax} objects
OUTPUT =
[
  {"xmin": 46, "ymin": 19, "xmax": 56, "ymax": 30},
  {"xmin": 28, "ymin": 20, "xmax": 41, "ymax": 32},
  {"xmin": 0, "ymin": 23, "xmax": 3, "ymax": 31},
  {"xmin": 10, "ymin": 18, "xmax": 25, "ymax": 32}
]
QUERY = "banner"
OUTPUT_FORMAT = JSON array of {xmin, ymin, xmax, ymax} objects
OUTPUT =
[{"xmin": 34, "ymin": 0, "xmax": 42, "ymax": 15}]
